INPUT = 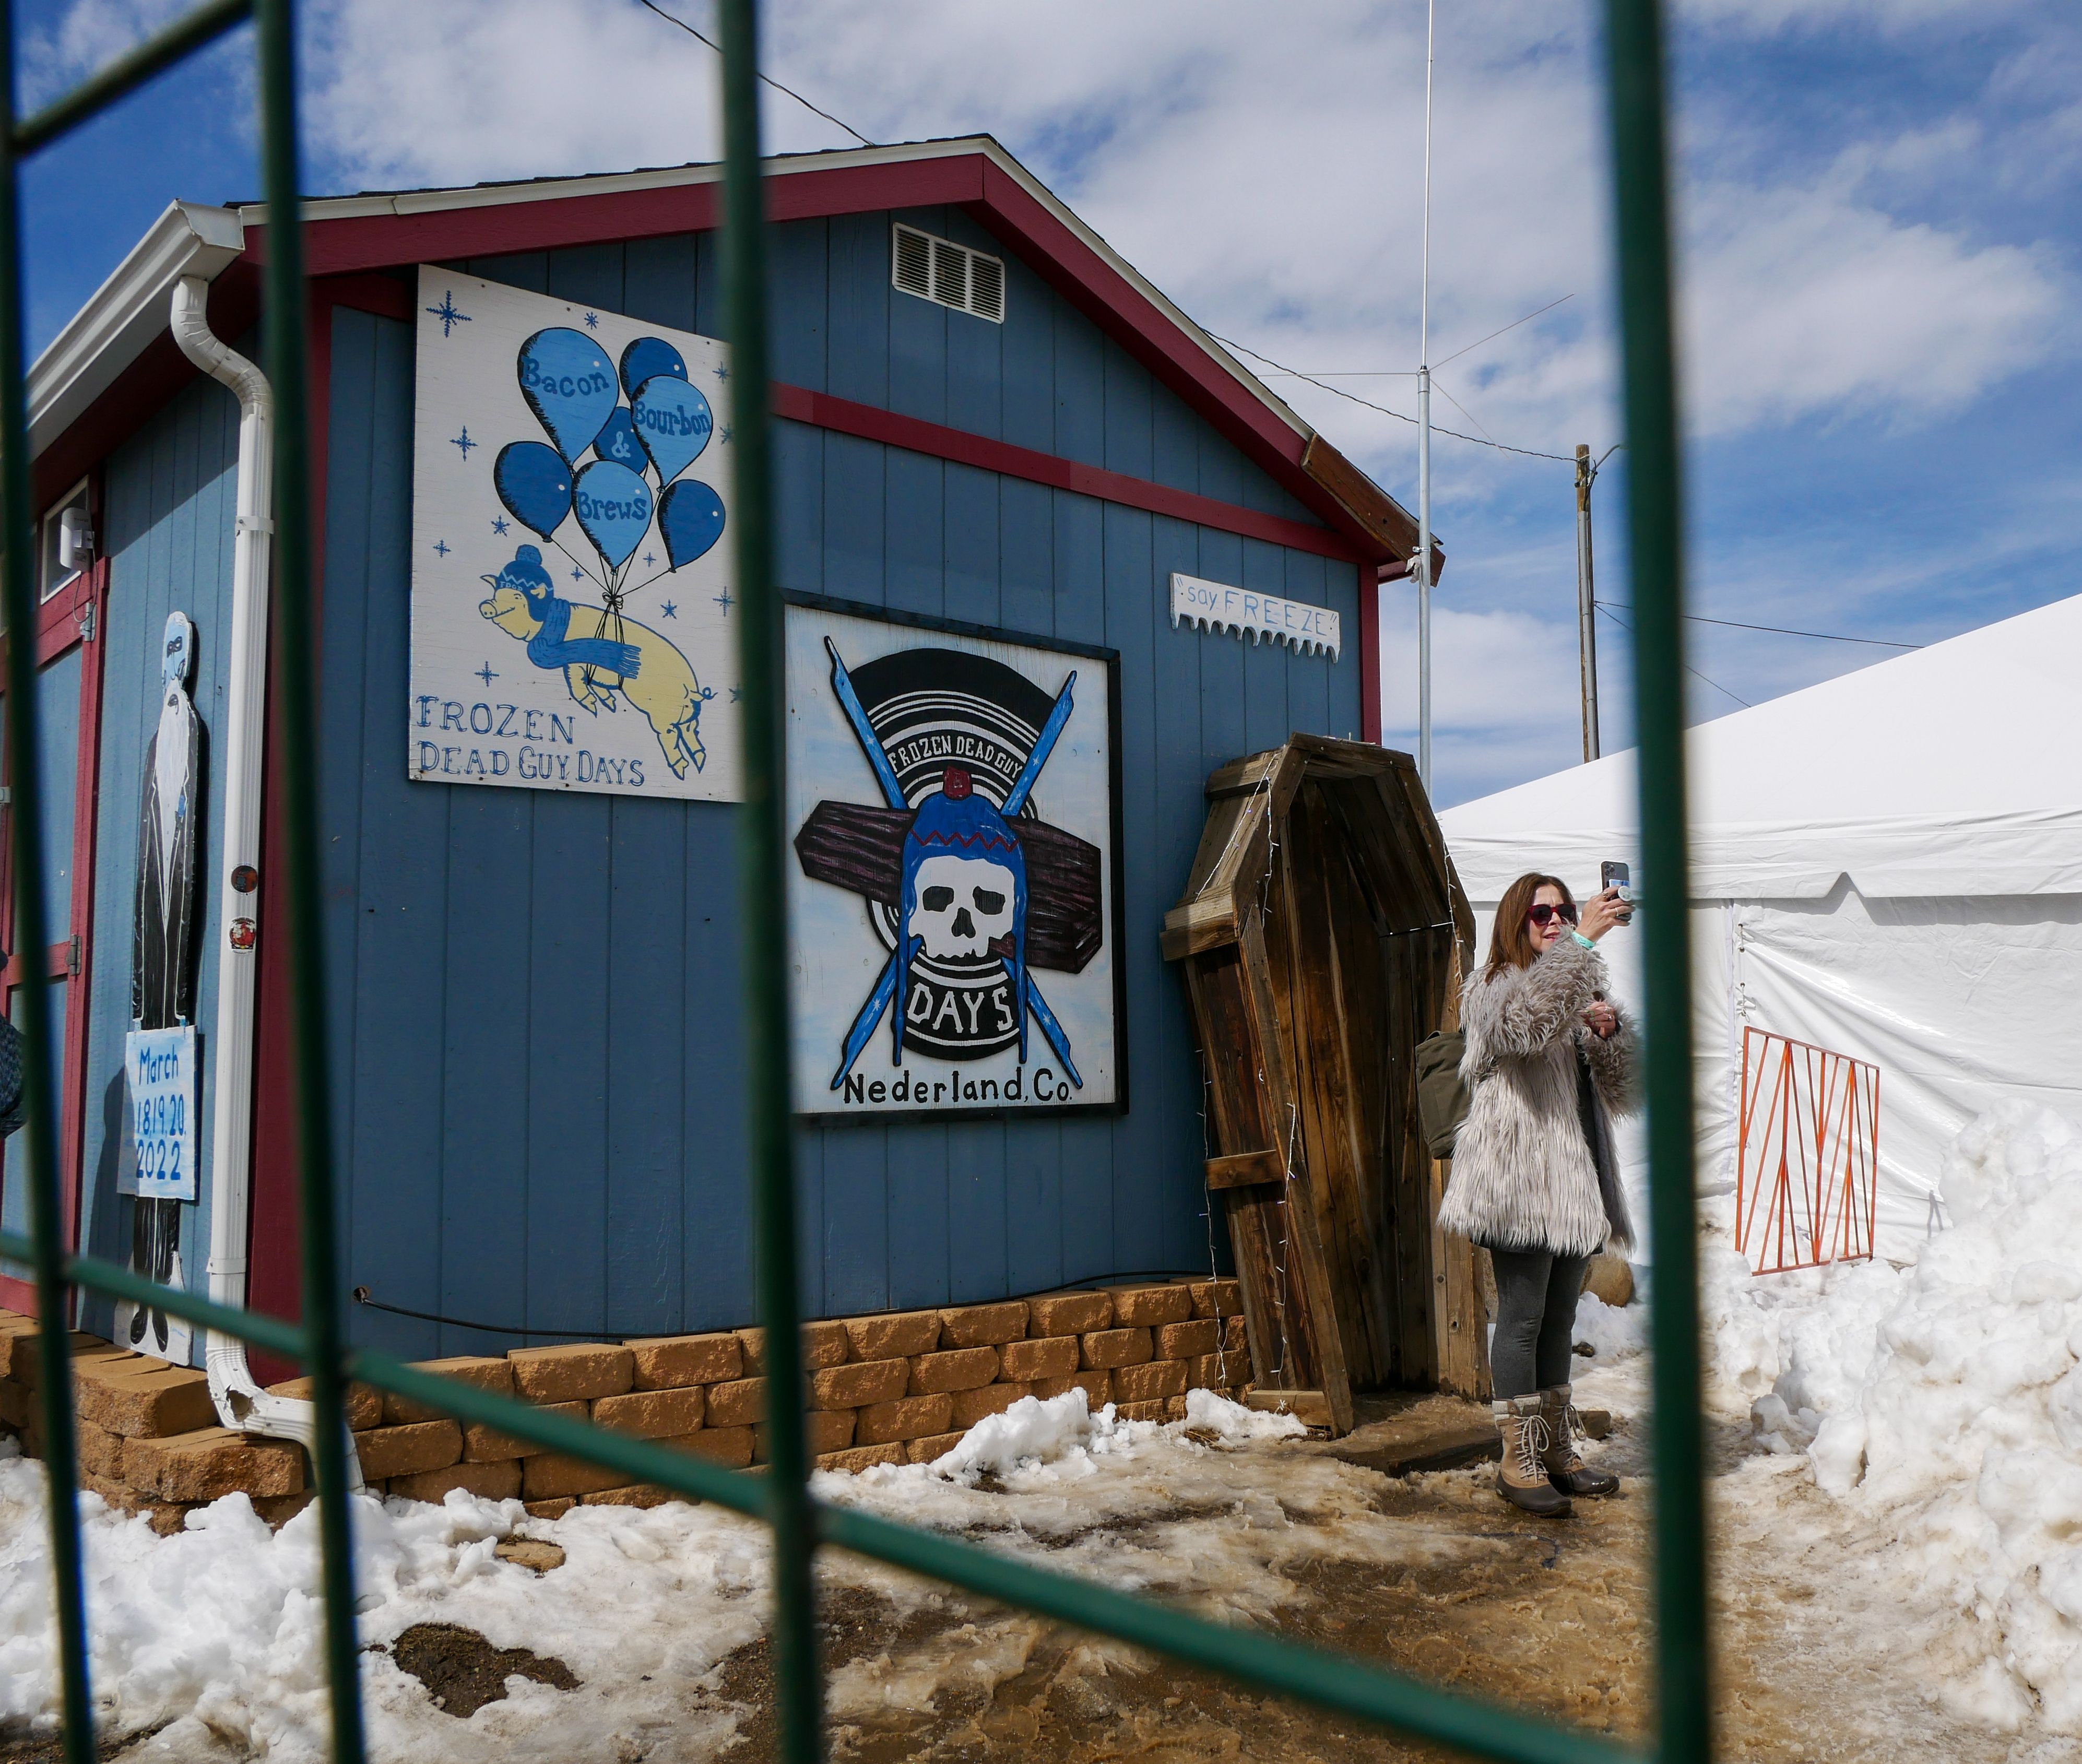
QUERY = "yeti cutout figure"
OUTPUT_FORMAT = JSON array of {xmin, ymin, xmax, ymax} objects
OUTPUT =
[{"xmin": 896, "ymin": 766, "xmax": 1030, "ymax": 1064}]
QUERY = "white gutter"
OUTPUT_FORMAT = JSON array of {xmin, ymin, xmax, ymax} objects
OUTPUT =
[{"xmin": 169, "ymin": 276, "xmax": 362, "ymax": 1490}]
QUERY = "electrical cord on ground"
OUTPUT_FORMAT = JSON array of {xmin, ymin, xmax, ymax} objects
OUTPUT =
[{"xmin": 637, "ymin": 0, "xmax": 876, "ymax": 147}]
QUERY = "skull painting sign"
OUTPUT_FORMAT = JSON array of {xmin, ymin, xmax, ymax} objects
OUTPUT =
[{"xmin": 785, "ymin": 600, "xmax": 1122, "ymax": 1116}]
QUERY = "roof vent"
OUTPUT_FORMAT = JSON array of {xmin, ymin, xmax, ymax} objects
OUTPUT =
[{"xmin": 892, "ymin": 223, "xmax": 1005, "ymax": 324}]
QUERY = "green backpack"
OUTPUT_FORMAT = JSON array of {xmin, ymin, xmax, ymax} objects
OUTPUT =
[{"xmin": 1414, "ymin": 1028, "xmax": 1470, "ymax": 1159}]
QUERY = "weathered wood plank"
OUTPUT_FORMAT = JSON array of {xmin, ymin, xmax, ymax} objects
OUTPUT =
[{"xmin": 1205, "ymin": 1149, "xmax": 1284, "ymax": 1190}]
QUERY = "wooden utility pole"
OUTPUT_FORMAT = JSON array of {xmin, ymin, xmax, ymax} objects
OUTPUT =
[{"xmin": 1575, "ymin": 442, "xmax": 1600, "ymax": 762}]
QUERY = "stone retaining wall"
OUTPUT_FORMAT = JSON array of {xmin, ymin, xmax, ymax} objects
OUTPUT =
[{"xmin": 0, "ymin": 1278, "xmax": 1247, "ymax": 1533}]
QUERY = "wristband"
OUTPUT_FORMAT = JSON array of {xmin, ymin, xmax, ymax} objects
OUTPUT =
[{"xmin": 1570, "ymin": 930, "xmax": 1596, "ymax": 950}]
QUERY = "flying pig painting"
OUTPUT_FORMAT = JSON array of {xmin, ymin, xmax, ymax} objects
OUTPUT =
[
  {"xmin": 785, "ymin": 601, "xmax": 1124, "ymax": 1116},
  {"xmin": 408, "ymin": 268, "xmax": 739, "ymax": 801}
]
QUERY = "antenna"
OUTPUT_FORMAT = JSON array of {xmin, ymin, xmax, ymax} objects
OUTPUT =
[{"xmin": 1415, "ymin": 0, "xmax": 1436, "ymax": 792}]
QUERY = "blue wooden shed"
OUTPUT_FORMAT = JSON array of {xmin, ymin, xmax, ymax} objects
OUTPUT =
[{"xmin": 2, "ymin": 138, "xmax": 1433, "ymax": 1378}]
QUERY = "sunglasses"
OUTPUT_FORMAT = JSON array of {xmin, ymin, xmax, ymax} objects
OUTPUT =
[{"xmin": 1528, "ymin": 902, "xmax": 1579, "ymax": 927}]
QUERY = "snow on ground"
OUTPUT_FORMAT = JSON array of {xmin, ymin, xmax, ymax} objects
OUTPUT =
[
  {"xmin": 0, "ymin": 1390, "xmax": 1480, "ymax": 1760},
  {"xmin": 1580, "ymin": 1099, "xmax": 2082, "ymax": 1738}
]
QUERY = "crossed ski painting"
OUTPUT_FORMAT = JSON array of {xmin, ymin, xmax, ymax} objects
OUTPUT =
[{"xmin": 826, "ymin": 641, "xmax": 1084, "ymax": 1093}]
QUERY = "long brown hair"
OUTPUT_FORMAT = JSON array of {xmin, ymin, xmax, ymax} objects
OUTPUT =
[{"xmin": 1486, "ymin": 872, "xmax": 1573, "ymax": 977}]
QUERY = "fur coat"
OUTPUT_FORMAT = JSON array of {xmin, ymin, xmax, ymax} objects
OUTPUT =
[{"xmin": 1436, "ymin": 936, "xmax": 1639, "ymax": 1257}]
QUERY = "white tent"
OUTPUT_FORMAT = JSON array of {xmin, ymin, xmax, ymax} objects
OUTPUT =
[{"xmin": 1437, "ymin": 590, "xmax": 2082, "ymax": 1263}]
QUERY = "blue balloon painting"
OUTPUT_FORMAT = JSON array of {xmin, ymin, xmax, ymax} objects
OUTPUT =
[
  {"xmin": 660, "ymin": 478, "xmax": 727, "ymax": 571},
  {"xmin": 517, "ymin": 328, "xmax": 620, "ymax": 463},
  {"xmin": 631, "ymin": 375, "xmax": 715, "ymax": 486},
  {"xmin": 620, "ymin": 336, "xmax": 688, "ymax": 400},
  {"xmin": 591, "ymin": 406, "xmax": 644, "ymax": 471},
  {"xmin": 493, "ymin": 442, "xmax": 572, "ymax": 540},
  {"xmin": 573, "ymin": 460, "xmax": 655, "ymax": 571}
]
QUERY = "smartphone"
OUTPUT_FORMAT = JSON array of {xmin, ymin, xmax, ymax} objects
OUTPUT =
[{"xmin": 1601, "ymin": 861, "xmax": 1634, "ymax": 921}]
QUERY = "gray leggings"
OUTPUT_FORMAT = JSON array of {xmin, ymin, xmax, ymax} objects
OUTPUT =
[{"xmin": 1488, "ymin": 1247, "xmax": 1590, "ymax": 1400}]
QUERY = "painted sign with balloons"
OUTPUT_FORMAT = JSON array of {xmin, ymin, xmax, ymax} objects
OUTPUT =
[{"xmin": 409, "ymin": 267, "xmax": 741, "ymax": 802}]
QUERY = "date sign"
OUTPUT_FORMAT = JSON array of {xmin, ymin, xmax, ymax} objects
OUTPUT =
[{"xmin": 127, "ymin": 1025, "xmax": 197, "ymax": 1202}]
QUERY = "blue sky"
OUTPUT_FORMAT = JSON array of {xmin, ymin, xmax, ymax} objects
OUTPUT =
[{"xmin": 15, "ymin": 0, "xmax": 2079, "ymax": 809}]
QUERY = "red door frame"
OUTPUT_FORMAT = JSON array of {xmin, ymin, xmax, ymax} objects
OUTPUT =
[{"xmin": 0, "ymin": 483, "xmax": 112, "ymax": 1317}]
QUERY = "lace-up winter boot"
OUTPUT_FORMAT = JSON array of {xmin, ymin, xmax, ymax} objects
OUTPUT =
[
  {"xmin": 1494, "ymin": 1395, "xmax": 1572, "ymax": 1516},
  {"xmin": 1539, "ymin": 1383, "xmax": 1618, "ymax": 1497}
]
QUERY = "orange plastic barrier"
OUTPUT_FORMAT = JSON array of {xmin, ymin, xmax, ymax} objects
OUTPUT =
[{"xmin": 1735, "ymin": 1027, "xmax": 1880, "ymax": 1274}]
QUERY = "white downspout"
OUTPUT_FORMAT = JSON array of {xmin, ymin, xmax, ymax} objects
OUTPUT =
[{"xmin": 169, "ymin": 276, "xmax": 362, "ymax": 1490}]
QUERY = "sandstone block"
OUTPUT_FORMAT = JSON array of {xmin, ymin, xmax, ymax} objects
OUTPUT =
[
  {"xmin": 78, "ymin": 1365, "xmax": 218, "ymax": 1440},
  {"xmin": 951, "ymin": 1382, "xmax": 1032, "ymax": 1429},
  {"xmin": 628, "ymin": 1332, "xmax": 742, "ymax": 1390},
  {"xmin": 1114, "ymin": 1359, "xmax": 1188, "ymax": 1404},
  {"xmin": 6, "ymin": 1331, "xmax": 120, "ymax": 1384},
  {"xmin": 495, "ymin": 1540, "xmax": 567, "ymax": 1572},
  {"xmin": 583, "ymin": 1484, "xmax": 679, "ymax": 1509},
  {"xmin": 522, "ymin": 1451, "xmax": 631, "ymax": 1500},
  {"xmin": 815, "ymin": 1442, "xmax": 906, "ymax": 1474},
  {"xmin": 908, "ymin": 1347, "xmax": 999, "ymax": 1395},
  {"xmin": 80, "ymin": 1470, "xmax": 188, "ymax": 1536},
  {"xmin": 0, "ymin": 1378, "xmax": 27, "ymax": 1428},
  {"xmin": 755, "ymin": 1410, "xmax": 854, "ymax": 1463},
  {"xmin": 737, "ymin": 1321, "xmax": 848, "ymax": 1374},
  {"xmin": 1117, "ymin": 1400, "xmax": 1168, "ymax": 1423},
  {"xmin": 266, "ymin": 1377, "xmax": 384, "ymax": 1431},
  {"xmin": 255, "ymin": 1492, "xmax": 314, "ymax": 1530},
  {"xmin": 353, "ymin": 1420, "xmax": 463, "ymax": 1482},
  {"xmin": 671, "ymin": 1425, "xmax": 753, "ymax": 1469},
  {"xmin": 843, "ymin": 1311, "xmax": 943, "ymax": 1361},
  {"xmin": 462, "ymin": 1399, "xmax": 587, "ymax": 1462},
  {"xmin": 125, "ymin": 1428, "xmax": 304, "ymax": 1502},
  {"xmin": 389, "ymin": 1460, "xmax": 523, "ymax": 1505},
  {"xmin": 508, "ymin": 1344, "xmax": 633, "ymax": 1403},
  {"xmin": 705, "ymin": 1377, "xmax": 768, "ymax": 1429},
  {"xmin": 1000, "ymin": 1335, "xmax": 1080, "ymax": 1381},
  {"xmin": 938, "ymin": 1302, "xmax": 1027, "ymax": 1348},
  {"xmin": 1224, "ymin": 1315, "xmax": 1248, "ymax": 1354},
  {"xmin": 1189, "ymin": 1353, "xmax": 1245, "ymax": 1390},
  {"xmin": 1033, "ymin": 1371, "xmax": 1110, "ymax": 1407},
  {"xmin": 1029, "ymin": 1292, "xmax": 1111, "ymax": 1336},
  {"xmin": 1154, "ymin": 1319, "xmax": 1220, "ymax": 1361},
  {"xmin": 380, "ymin": 1356, "xmax": 514, "ymax": 1425},
  {"xmin": 811, "ymin": 1358, "xmax": 909, "ymax": 1411},
  {"xmin": 76, "ymin": 1420, "xmax": 126, "ymax": 1480},
  {"xmin": 1190, "ymin": 1278, "xmax": 1245, "ymax": 1320},
  {"xmin": 855, "ymin": 1393, "xmax": 954, "ymax": 1446},
  {"xmin": 593, "ymin": 1385, "xmax": 706, "ymax": 1440},
  {"xmin": 1164, "ymin": 1395, "xmax": 1192, "ymax": 1421},
  {"xmin": 906, "ymin": 1432, "xmax": 966, "ymax": 1464},
  {"xmin": 1081, "ymin": 1328, "xmax": 1153, "ymax": 1370},
  {"xmin": 1109, "ymin": 1284, "xmax": 1193, "ymax": 1327},
  {"xmin": 524, "ymin": 1497, "xmax": 576, "ymax": 1520}
]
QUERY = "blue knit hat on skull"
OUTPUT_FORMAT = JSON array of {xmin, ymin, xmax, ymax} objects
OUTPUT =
[{"xmin": 895, "ymin": 765, "xmax": 1029, "ymax": 1065}]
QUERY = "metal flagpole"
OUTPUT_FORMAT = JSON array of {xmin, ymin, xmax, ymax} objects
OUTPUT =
[{"xmin": 1416, "ymin": 0, "xmax": 1435, "ymax": 790}]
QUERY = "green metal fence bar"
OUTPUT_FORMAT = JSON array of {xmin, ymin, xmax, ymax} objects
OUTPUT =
[
  {"xmin": 2, "ymin": 2, "xmax": 1713, "ymax": 1760},
  {"xmin": 12, "ymin": 0, "xmax": 251, "ymax": 156},
  {"xmin": 1604, "ymin": 2, "xmax": 1712, "ymax": 1759},
  {"xmin": 718, "ymin": 1, "xmax": 825, "ymax": 1761},
  {"xmin": 252, "ymin": 2, "xmax": 372, "ymax": 1761},
  {"xmin": 0, "ymin": 0, "xmax": 98, "ymax": 1750}
]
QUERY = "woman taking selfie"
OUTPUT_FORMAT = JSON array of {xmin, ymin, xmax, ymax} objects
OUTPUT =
[{"xmin": 1438, "ymin": 871, "xmax": 1637, "ymax": 1517}]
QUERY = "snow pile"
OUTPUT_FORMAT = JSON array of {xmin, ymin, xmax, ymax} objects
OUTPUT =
[
  {"xmin": 0, "ymin": 1387, "xmax": 1417, "ymax": 1759},
  {"xmin": 927, "ymin": 1387, "xmax": 1303, "ymax": 1483},
  {"xmin": 1721, "ymin": 1102, "xmax": 2082, "ymax": 1732}
]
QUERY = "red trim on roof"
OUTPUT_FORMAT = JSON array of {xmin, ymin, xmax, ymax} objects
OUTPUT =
[{"xmin": 771, "ymin": 383, "xmax": 1358, "ymax": 563}]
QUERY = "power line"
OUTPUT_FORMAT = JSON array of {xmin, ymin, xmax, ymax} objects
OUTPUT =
[
  {"xmin": 1435, "ymin": 293, "xmax": 1575, "ymax": 368},
  {"xmin": 1603, "ymin": 605, "xmax": 1923, "ymax": 649},
  {"xmin": 1595, "ymin": 601, "xmax": 1752, "ymax": 709},
  {"xmin": 1211, "ymin": 332, "xmax": 1577, "ymax": 463},
  {"xmin": 636, "ymin": 0, "xmax": 876, "ymax": 147}
]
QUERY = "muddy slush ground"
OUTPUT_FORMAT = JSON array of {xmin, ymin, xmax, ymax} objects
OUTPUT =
[{"xmin": 669, "ymin": 1410, "xmax": 2016, "ymax": 1764}]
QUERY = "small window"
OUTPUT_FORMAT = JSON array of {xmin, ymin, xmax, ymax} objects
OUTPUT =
[
  {"xmin": 892, "ymin": 223, "xmax": 1006, "ymax": 324},
  {"xmin": 38, "ymin": 479, "xmax": 92, "ymax": 603}
]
